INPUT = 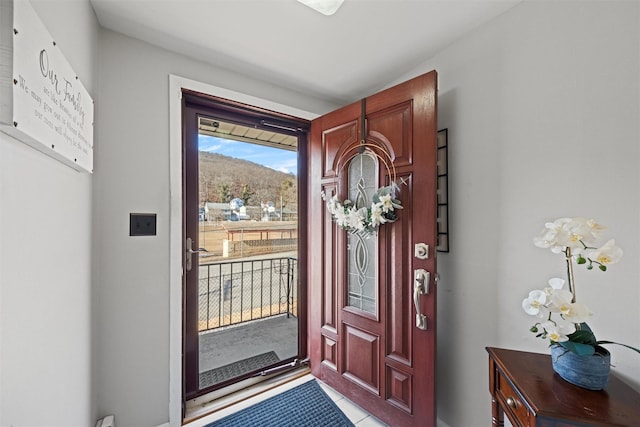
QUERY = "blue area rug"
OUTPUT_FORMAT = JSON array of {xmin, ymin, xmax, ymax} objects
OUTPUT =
[{"xmin": 205, "ymin": 380, "xmax": 355, "ymax": 427}]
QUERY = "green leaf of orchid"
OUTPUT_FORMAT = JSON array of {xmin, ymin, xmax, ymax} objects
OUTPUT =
[
  {"xmin": 559, "ymin": 341, "xmax": 596, "ymax": 356},
  {"xmin": 579, "ymin": 323, "xmax": 594, "ymax": 333},
  {"xmin": 570, "ymin": 330, "xmax": 597, "ymax": 344},
  {"xmin": 568, "ymin": 323, "xmax": 597, "ymax": 342},
  {"xmin": 599, "ymin": 265, "xmax": 607, "ymax": 272},
  {"xmin": 576, "ymin": 256, "xmax": 586, "ymax": 264},
  {"xmin": 597, "ymin": 341, "xmax": 640, "ymax": 355}
]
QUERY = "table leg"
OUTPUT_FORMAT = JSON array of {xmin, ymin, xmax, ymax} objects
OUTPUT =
[{"xmin": 491, "ymin": 397, "xmax": 504, "ymax": 427}]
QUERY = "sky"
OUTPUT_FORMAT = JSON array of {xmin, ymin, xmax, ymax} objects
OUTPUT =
[{"xmin": 198, "ymin": 134, "xmax": 297, "ymax": 175}]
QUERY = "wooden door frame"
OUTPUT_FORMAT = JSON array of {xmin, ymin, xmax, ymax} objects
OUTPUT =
[
  {"xmin": 168, "ymin": 75, "xmax": 318, "ymax": 425},
  {"xmin": 181, "ymin": 89, "xmax": 311, "ymax": 401}
]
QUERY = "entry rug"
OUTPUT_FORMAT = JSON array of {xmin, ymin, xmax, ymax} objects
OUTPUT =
[
  {"xmin": 205, "ymin": 380, "xmax": 355, "ymax": 427},
  {"xmin": 200, "ymin": 351, "xmax": 280, "ymax": 388}
]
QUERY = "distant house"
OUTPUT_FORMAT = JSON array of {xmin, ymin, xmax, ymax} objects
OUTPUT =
[
  {"xmin": 229, "ymin": 198, "xmax": 243, "ymax": 210},
  {"xmin": 204, "ymin": 202, "xmax": 256, "ymax": 221},
  {"xmin": 203, "ymin": 202, "xmax": 231, "ymax": 221}
]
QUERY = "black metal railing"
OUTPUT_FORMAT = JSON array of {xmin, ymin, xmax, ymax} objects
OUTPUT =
[{"xmin": 198, "ymin": 257, "xmax": 298, "ymax": 332}]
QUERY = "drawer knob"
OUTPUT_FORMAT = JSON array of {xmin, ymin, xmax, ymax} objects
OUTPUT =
[{"xmin": 506, "ymin": 397, "xmax": 518, "ymax": 409}]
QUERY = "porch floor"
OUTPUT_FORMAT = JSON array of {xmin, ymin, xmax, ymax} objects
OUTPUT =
[{"xmin": 199, "ymin": 313, "xmax": 298, "ymax": 373}]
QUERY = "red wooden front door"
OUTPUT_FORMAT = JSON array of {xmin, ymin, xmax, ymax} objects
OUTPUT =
[{"xmin": 308, "ymin": 71, "xmax": 438, "ymax": 427}]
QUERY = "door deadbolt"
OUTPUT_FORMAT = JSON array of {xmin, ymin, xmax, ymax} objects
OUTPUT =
[{"xmin": 415, "ymin": 243, "xmax": 429, "ymax": 259}]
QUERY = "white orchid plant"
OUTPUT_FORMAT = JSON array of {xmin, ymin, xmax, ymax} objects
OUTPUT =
[
  {"xmin": 321, "ymin": 183, "xmax": 402, "ymax": 235},
  {"xmin": 523, "ymin": 217, "xmax": 640, "ymax": 356}
]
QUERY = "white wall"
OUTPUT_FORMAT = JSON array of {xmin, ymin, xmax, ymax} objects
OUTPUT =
[
  {"xmin": 0, "ymin": 1, "xmax": 99, "ymax": 426},
  {"xmin": 393, "ymin": 1, "xmax": 640, "ymax": 426},
  {"xmin": 93, "ymin": 30, "xmax": 336, "ymax": 427}
]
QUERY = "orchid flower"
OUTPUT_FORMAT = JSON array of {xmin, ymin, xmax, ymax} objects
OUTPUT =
[
  {"xmin": 585, "ymin": 239, "xmax": 623, "ymax": 268},
  {"xmin": 562, "ymin": 302, "xmax": 591, "ymax": 324},
  {"xmin": 522, "ymin": 290, "xmax": 547, "ymax": 317},
  {"xmin": 541, "ymin": 320, "xmax": 577, "ymax": 343}
]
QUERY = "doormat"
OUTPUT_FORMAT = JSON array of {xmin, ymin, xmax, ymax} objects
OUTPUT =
[
  {"xmin": 199, "ymin": 351, "xmax": 280, "ymax": 388},
  {"xmin": 205, "ymin": 379, "xmax": 355, "ymax": 427}
]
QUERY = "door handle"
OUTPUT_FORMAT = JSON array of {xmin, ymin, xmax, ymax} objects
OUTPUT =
[
  {"xmin": 185, "ymin": 237, "xmax": 207, "ymax": 272},
  {"xmin": 413, "ymin": 268, "xmax": 429, "ymax": 330}
]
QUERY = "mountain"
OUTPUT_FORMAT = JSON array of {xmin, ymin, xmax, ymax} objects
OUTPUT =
[{"xmin": 198, "ymin": 151, "xmax": 297, "ymax": 211}]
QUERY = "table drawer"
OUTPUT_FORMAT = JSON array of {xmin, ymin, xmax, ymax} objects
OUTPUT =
[{"xmin": 496, "ymin": 369, "xmax": 532, "ymax": 427}]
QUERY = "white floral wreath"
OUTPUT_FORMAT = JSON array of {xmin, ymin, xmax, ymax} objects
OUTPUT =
[
  {"xmin": 321, "ymin": 183, "xmax": 402, "ymax": 235},
  {"xmin": 321, "ymin": 141, "xmax": 403, "ymax": 235}
]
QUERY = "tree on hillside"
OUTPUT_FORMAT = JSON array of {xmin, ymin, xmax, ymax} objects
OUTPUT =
[
  {"xmin": 241, "ymin": 184, "xmax": 255, "ymax": 205},
  {"xmin": 280, "ymin": 178, "xmax": 296, "ymax": 208},
  {"xmin": 218, "ymin": 183, "xmax": 232, "ymax": 203}
]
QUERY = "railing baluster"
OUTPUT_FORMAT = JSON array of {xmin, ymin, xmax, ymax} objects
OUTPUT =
[
  {"xmin": 206, "ymin": 265, "xmax": 210, "ymax": 330},
  {"xmin": 286, "ymin": 258, "xmax": 291, "ymax": 318},
  {"xmin": 271, "ymin": 259, "xmax": 274, "ymax": 316},
  {"xmin": 260, "ymin": 260, "xmax": 264, "ymax": 319},
  {"xmin": 228, "ymin": 263, "xmax": 233, "ymax": 326},
  {"xmin": 278, "ymin": 258, "xmax": 283, "ymax": 316},
  {"xmin": 217, "ymin": 272, "xmax": 221, "ymax": 328}
]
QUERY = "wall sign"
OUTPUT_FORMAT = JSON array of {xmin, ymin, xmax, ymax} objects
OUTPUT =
[{"xmin": 0, "ymin": 0, "xmax": 94, "ymax": 172}]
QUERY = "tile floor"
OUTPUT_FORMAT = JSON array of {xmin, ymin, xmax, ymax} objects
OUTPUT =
[{"xmin": 186, "ymin": 373, "xmax": 387, "ymax": 426}]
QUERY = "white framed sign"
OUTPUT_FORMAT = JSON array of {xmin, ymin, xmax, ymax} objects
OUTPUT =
[{"xmin": 0, "ymin": 0, "xmax": 94, "ymax": 172}]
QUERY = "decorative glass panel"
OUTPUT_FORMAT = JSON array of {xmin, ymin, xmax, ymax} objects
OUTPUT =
[{"xmin": 347, "ymin": 152, "xmax": 378, "ymax": 314}]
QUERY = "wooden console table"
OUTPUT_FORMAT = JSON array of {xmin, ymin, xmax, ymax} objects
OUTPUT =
[{"xmin": 487, "ymin": 347, "xmax": 640, "ymax": 426}]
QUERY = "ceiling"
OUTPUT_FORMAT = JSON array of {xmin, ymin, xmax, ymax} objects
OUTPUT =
[{"xmin": 89, "ymin": 0, "xmax": 521, "ymax": 105}]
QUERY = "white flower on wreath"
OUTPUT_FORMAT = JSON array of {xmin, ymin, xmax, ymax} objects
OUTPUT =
[
  {"xmin": 378, "ymin": 192, "xmax": 401, "ymax": 214},
  {"xmin": 370, "ymin": 203, "xmax": 387, "ymax": 228}
]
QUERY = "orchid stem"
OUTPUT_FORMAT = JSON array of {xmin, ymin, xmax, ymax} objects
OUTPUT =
[{"xmin": 565, "ymin": 247, "xmax": 576, "ymax": 303}]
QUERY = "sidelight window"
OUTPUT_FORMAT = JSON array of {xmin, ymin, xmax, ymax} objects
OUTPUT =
[{"xmin": 346, "ymin": 151, "xmax": 378, "ymax": 314}]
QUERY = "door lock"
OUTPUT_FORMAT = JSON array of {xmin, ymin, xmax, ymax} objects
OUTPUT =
[{"xmin": 414, "ymin": 243, "xmax": 429, "ymax": 260}]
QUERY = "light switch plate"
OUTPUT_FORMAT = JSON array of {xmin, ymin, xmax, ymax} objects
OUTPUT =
[{"xmin": 130, "ymin": 213, "xmax": 157, "ymax": 236}]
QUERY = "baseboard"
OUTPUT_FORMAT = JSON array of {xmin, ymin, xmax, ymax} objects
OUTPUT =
[{"xmin": 155, "ymin": 423, "xmax": 170, "ymax": 427}]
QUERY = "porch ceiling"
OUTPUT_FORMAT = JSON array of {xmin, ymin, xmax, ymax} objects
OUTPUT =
[{"xmin": 199, "ymin": 117, "xmax": 298, "ymax": 151}]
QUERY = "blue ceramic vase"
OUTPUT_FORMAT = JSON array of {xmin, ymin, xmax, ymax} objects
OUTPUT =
[{"xmin": 550, "ymin": 344, "xmax": 611, "ymax": 390}]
